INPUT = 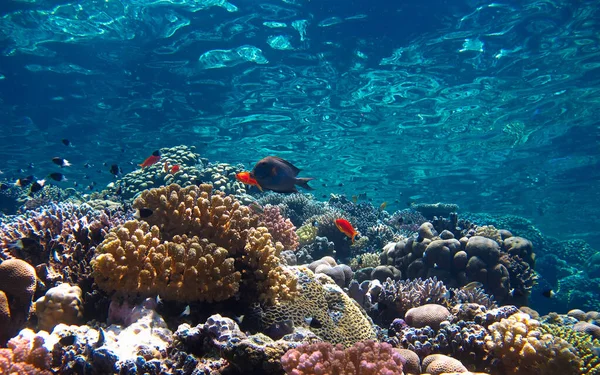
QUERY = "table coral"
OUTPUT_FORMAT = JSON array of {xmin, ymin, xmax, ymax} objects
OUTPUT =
[
  {"xmin": 484, "ymin": 312, "xmax": 581, "ymax": 375},
  {"xmin": 257, "ymin": 267, "xmax": 376, "ymax": 347},
  {"xmin": 281, "ymin": 340, "xmax": 405, "ymax": 375},
  {"xmin": 0, "ymin": 259, "xmax": 37, "ymax": 344}
]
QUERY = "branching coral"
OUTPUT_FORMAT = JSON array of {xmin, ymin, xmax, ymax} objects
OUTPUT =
[
  {"xmin": 93, "ymin": 184, "xmax": 297, "ymax": 304},
  {"xmin": 484, "ymin": 313, "xmax": 581, "ymax": 375},
  {"xmin": 281, "ymin": 340, "xmax": 404, "ymax": 375},
  {"xmin": 260, "ymin": 204, "xmax": 299, "ymax": 251}
]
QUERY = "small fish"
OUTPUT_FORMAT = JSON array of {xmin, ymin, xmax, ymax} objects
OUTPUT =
[
  {"xmin": 250, "ymin": 156, "xmax": 314, "ymax": 193},
  {"xmin": 236, "ymin": 171, "xmax": 263, "ymax": 192},
  {"xmin": 109, "ymin": 164, "xmax": 121, "ymax": 176},
  {"xmin": 52, "ymin": 157, "xmax": 71, "ymax": 167},
  {"xmin": 9, "ymin": 237, "xmax": 40, "ymax": 251},
  {"xmin": 156, "ymin": 295, "xmax": 163, "ymax": 305},
  {"xmin": 47, "ymin": 172, "xmax": 67, "ymax": 182},
  {"xmin": 170, "ymin": 165, "xmax": 180, "ymax": 174},
  {"xmin": 304, "ymin": 316, "xmax": 322, "ymax": 329},
  {"xmin": 58, "ymin": 335, "xmax": 76, "ymax": 346},
  {"xmin": 542, "ymin": 288, "xmax": 555, "ymax": 298},
  {"xmin": 335, "ymin": 218, "xmax": 358, "ymax": 244},
  {"xmin": 134, "ymin": 207, "xmax": 154, "ymax": 219},
  {"xmin": 179, "ymin": 305, "xmax": 191, "ymax": 317},
  {"xmin": 139, "ymin": 150, "xmax": 161, "ymax": 169},
  {"xmin": 264, "ymin": 319, "xmax": 294, "ymax": 340},
  {"xmin": 248, "ymin": 201, "xmax": 264, "ymax": 214},
  {"xmin": 462, "ymin": 281, "xmax": 484, "ymax": 291},
  {"xmin": 86, "ymin": 182, "xmax": 96, "ymax": 191},
  {"xmin": 15, "ymin": 176, "xmax": 34, "ymax": 187},
  {"xmin": 84, "ymin": 163, "xmax": 93, "ymax": 168},
  {"xmin": 61, "ymin": 139, "xmax": 71, "ymax": 147},
  {"xmin": 352, "ymin": 195, "xmax": 358, "ymax": 203},
  {"xmin": 163, "ymin": 161, "xmax": 169, "ymax": 173},
  {"xmin": 29, "ymin": 179, "xmax": 45, "ymax": 195},
  {"xmin": 379, "ymin": 201, "xmax": 387, "ymax": 211}
]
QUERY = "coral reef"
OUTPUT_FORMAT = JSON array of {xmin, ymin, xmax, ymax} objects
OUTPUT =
[
  {"xmin": 411, "ymin": 202, "xmax": 459, "ymax": 218},
  {"xmin": 0, "ymin": 329, "xmax": 52, "ymax": 375},
  {"xmin": 539, "ymin": 323, "xmax": 600, "ymax": 375},
  {"xmin": 308, "ymin": 256, "xmax": 353, "ymax": 288},
  {"xmin": 281, "ymin": 340, "xmax": 404, "ymax": 375},
  {"xmin": 258, "ymin": 193, "xmax": 325, "ymax": 227},
  {"xmin": 422, "ymin": 354, "xmax": 467, "ymax": 375},
  {"xmin": 404, "ymin": 304, "xmax": 451, "ymax": 330}
]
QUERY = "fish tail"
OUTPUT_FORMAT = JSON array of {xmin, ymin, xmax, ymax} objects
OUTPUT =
[
  {"xmin": 295, "ymin": 177, "xmax": 314, "ymax": 191},
  {"xmin": 351, "ymin": 232, "xmax": 356, "ymax": 244}
]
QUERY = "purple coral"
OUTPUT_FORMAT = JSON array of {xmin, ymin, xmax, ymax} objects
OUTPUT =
[{"xmin": 260, "ymin": 204, "xmax": 299, "ymax": 251}]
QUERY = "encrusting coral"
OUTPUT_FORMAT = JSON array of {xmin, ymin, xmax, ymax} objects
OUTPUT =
[
  {"xmin": 92, "ymin": 184, "xmax": 297, "ymax": 304},
  {"xmin": 484, "ymin": 312, "xmax": 581, "ymax": 375}
]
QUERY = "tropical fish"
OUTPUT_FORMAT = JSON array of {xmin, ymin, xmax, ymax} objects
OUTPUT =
[
  {"xmin": 139, "ymin": 150, "xmax": 161, "ymax": 169},
  {"xmin": 29, "ymin": 179, "xmax": 45, "ymax": 195},
  {"xmin": 61, "ymin": 139, "xmax": 71, "ymax": 147},
  {"xmin": 335, "ymin": 218, "xmax": 358, "ymax": 244},
  {"xmin": 236, "ymin": 171, "xmax": 263, "ymax": 191},
  {"xmin": 170, "ymin": 165, "xmax": 180, "ymax": 174},
  {"xmin": 379, "ymin": 201, "xmax": 387, "ymax": 211},
  {"xmin": 462, "ymin": 281, "xmax": 483, "ymax": 291},
  {"xmin": 542, "ymin": 288, "xmax": 555, "ymax": 298},
  {"xmin": 14, "ymin": 176, "xmax": 34, "ymax": 187},
  {"xmin": 52, "ymin": 157, "xmax": 71, "ymax": 167},
  {"xmin": 264, "ymin": 319, "xmax": 294, "ymax": 340},
  {"xmin": 47, "ymin": 172, "xmax": 67, "ymax": 182},
  {"xmin": 134, "ymin": 208, "xmax": 153, "ymax": 219},
  {"xmin": 250, "ymin": 156, "xmax": 314, "ymax": 193},
  {"xmin": 109, "ymin": 164, "xmax": 122, "ymax": 176},
  {"xmin": 352, "ymin": 195, "xmax": 358, "ymax": 203}
]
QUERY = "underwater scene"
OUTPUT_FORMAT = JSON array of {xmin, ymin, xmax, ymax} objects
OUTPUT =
[{"xmin": 0, "ymin": 0, "xmax": 599, "ymax": 374}]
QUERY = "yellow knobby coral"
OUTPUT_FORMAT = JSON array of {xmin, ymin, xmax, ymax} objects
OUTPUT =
[
  {"xmin": 539, "ymin": 324, "xmax": 600, "ymax": 375},
  {"xmin": 485, "ymin": 313, "xmax": 581, "ymax": 375},
  {"xmin": 475, "ymin": 225, "xmax": 503, "ymax": 244},
  {"xmin": 242, "ymin": 227, "xmax": 298, "ymax": 304},
  {"xmin": 91, "ymin": 220, "xmax": 241, "ymax": 302},
  {"xmin": 296, "ymin": 224, "xmax": 317, "ymax": 247}
]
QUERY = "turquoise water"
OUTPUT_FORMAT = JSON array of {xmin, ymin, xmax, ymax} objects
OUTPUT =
[{"xmin": 0, "ymin": 2, "xmax": 598, "ymax": 251}]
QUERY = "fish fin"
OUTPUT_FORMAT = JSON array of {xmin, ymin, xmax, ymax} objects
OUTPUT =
[
  {"xmin": 271, "ymin": 156, "xmax": 301, "ymax": 175},
  {"xmin": 256, "ymin": 182, "xmax": 263, "ymax": 192},
  {"xmin": 295, "ymin": 177, "xmax": 314, "ymax": 191}
]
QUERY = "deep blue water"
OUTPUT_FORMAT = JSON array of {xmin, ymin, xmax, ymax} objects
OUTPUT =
[{"xmin": 0, "ymin": 0, "xmax": 599, "ymax": 249}]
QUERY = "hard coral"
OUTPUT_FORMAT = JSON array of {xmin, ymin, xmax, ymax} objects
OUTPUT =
[
  {"xmin": 0, "ymin": 259, "xmax": 37, "ymax": 344},
  {"xmin": 0, "ymin": 329, "xmax": 52, "ymax": 375},
  {"xmin": 260, "ymin": 204, "xmax": 300, "ymax": 251},
  {"xmin": 35, "ymin": 283, "xmax": 84, "ymax": 331},
  {"xmin": 539, "ymin": 323, "xmax": 600, "ymax": 375},
  {"xmin": 422, "ymin": 354, "xmax": 467, "ymax": 375},
  {"xmin": 258, "ymin": 267, "xmax": 376, "ymax": 347},
  {"xmin": 484, "ymin": 313, "xmax": 581, "ymax": 375},
  {"xmin": 281, "ymin": 340, "xmax": 404, "ymax": 375},
  {"xmin": 93, "ymin": 184, "xmax": 296, "ymax": 304},
  {"xmin": 405, "ymin": 304, "xmax": 451, "ymax": 330}
]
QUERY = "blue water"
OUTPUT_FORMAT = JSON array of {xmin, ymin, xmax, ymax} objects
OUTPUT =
[{"xmin": 0, "ymin": 0, "xmax": 599, "ymax": 251}]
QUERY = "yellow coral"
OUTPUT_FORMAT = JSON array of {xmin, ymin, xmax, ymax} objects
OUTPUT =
[
  {"xmin": 475, "ymin": 225, "xmax": 503, "ymax": 244},
  {"xmin": 296, "ymin": 224, "xmax": 317, "ymax": 247},
  {"xmin": 485, "ymin": 313, "xmax": 581, "ymax": 375},
  {"xmin": 259, "ymin": 267, "xmax": 376, "ymax": 347},
  {"xmin": 539, "ymin": 324, "xmax": 600, "ymax": 375},
  {"xmin": 93, "ymin": 184, "xmax": 297, "ymax": 304}
]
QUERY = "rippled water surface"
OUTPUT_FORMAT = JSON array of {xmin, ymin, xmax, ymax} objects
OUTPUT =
[{"xmin": 0, "ymin": 0, "xmax": 598, "ymax": 245}]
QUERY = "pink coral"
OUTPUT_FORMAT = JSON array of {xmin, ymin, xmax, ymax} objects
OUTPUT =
[
  {"xmin": 0, "ymin": 329, "xmax": 52, "ymax": 375},
  {"xmin": 281, "ymin": 340, "xmax": 404, "ymax": 375},
  {"xmin": 260, "ymin": 204, "xmax": 299, "ymax": 251}
]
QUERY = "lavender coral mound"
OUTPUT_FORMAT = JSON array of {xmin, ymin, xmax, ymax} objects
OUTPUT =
[
  {"xmin": 93, "ymin": 184, "xmax": 297, "ymax": 304},
  {"xmin": 260, "ymin": 204, "xmax": 300, "ymax": 251},
  {"xmin": 281, "ymin": 340, "xmax": 405, "ymax": 375},
  {"xmin": 484, "ymin": 313, "xmax": 581, "ymax": 375}
]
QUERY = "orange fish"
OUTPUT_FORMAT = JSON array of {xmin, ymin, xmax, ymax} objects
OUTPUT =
[
  {"xmin": 170, "ymin": 165, "xmax": 180, "ymax": 174},
  {"xmin": 335, "ymin": 218, "xmax": 358, "ymax": 244},
  {"xmin": 139, "ymin": 150, "xmax": 161, "ymax": 169},
  {"xmin": 236, "ymin": 171, "xmax": 263, "ymax": 192}
]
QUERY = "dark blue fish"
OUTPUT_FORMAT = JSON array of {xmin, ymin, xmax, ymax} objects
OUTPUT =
[
  {"xmin": 263, "ymin": 319, "xmax": 294, "ymax": 340},
  {"xmin": 250, "ymin": 156, "xmax": 314, "ymax": 193}
]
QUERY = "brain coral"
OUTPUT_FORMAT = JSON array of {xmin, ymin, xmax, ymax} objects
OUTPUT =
[
  {"xmin": 405, "ymin": 304, "xmax": 451, "ymax": 330},
  {"xmin": 422, "ymin": 354, "xmax": 467, "ymax": 375},
  {"xmin": 281, "ymin": 340, "xmax": 404, "ymax": 375},
  {"xmin": 484, "ymin": 313, "xmax": 581, "ymax": 375},
  {"xmin": 539, "ymin": 323, "xmax": 600, "ymax": 375},
  {"xmin": 92, "ymin": 184, "xmax": 297, "ymax": 304},
  {"xmin": 258, "ymin": 267, "xmax": 376, "ymax": 347},
  {"xmin": 0, "ymin": 259, "xmax": 37, "ymax": 344}
]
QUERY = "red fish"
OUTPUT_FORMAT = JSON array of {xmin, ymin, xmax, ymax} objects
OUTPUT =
[
  {"xmin": 335, "ymin": 218, "xmax": 358, "ymax": 244},
  {"xmin": 139, "ymin": 150, "xmax": 161, "ymax": 169},
  {"xmin": 170, "ymin": 165, "xmax": 180, "ymax": 174},
  {"xmin": 236, "ymin": 171, "xmax": 263, "ymax": 192}
]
